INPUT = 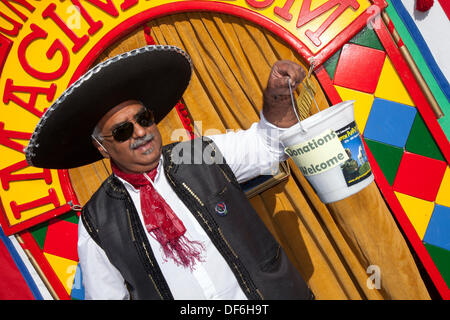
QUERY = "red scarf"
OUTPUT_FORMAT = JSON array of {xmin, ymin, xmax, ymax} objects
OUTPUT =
[{"xmin": 111, "ymin": 161, "xmax": 204, "ymax": 269}]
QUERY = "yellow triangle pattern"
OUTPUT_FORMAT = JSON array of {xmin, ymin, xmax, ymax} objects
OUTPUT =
[
  {"xmin": 436, "ymin": 167, "xmax": 450, "ymax": 207},
  {"xmin": 374, "ymin": 57, "xmax": 415, "ymax": 106},
  {"xmin": 44, "ymin": 252, "xmax": 78, "ymax": 296},
  {"xmin": 334, "ymin": 85, "xmax": 374, "ymax": 134},
  {"xmin": 395, "ymin": 192, "xmax": 435, "ymax": 240}
]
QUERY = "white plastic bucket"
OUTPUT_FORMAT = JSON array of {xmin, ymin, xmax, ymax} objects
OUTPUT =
[{"xmin": 281, "ymin": 100, "xmax": 373, "ymax": 203}]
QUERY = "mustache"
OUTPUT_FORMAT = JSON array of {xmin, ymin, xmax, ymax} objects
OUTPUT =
[{"xmin": 130, "ymin": 133, "xmax": 154, "ymax": 150}]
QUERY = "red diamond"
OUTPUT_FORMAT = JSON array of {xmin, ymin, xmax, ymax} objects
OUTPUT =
[
  {"xmin": 333, "ymin": 43, "xmax": 386, "ymax": 93},
  {"xmin": 43, "ymin": 218, "xmax": 78, "ymax": 262},
  {"xmin": 393, "ymin": 152, "xmax": 447, "ymax": 202}
]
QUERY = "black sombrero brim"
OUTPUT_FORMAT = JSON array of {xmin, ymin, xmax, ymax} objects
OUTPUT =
[{"xmin": 25, "ymin": 45, "xmax": 192, "ymax": 169}]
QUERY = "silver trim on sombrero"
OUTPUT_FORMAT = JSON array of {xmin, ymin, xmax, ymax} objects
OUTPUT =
[{"xmin": 24, "ymin": 45, "xmax": 192, "ymax": 166}]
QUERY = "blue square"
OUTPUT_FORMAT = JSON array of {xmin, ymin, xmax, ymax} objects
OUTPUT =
[
  {"xmin": 423, "ymin": 204, "xmax": 450, "ymax": 251},
  {"xmin": 70, "ymin": 263, "xmax": 85, "ymax": 300},
  {"xmin": 363, "ymin": 98, "xmax": 417, "ymax": 148}
]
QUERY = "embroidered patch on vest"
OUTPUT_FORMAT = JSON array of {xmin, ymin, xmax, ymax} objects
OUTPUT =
[{"xmin": 215, "ymin": 201, "xmax": 227, "ymax": 216}]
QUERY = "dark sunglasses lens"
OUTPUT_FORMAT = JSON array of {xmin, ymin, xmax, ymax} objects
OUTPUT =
[
  {"xmin": 110, "ymin": 109, "xmax": 154, "ymax": 142},
  {"xmin": 113, "ymin": 122, "xmax": 134, "ymax": 142},
  {"xmin": 137, "ymin": 109, "xmax": 154, "ymax": 127}
]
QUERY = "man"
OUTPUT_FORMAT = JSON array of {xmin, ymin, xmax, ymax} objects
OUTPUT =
[{"xmin": 25, "ymin": 45, "xmax": 312, "ymax": 300}]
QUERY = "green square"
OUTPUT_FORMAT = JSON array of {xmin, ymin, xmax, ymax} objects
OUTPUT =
[
  {"xmin": 406, "ymin": 113, "xmax": 445, "ymax": 161},
  {"xmin": 349, "ymin": 26, "xmax": 384, "ymax": 51},
  {"xmin": 364, "ymin": 138, "xmax": 404, "ymax": 185},
  {"xmin": 60, "ymin": 210, "xmax": 79, "ymax": 224},
  {"xmin": 424, "ymin": 243, "xmax": 450, "ymax": 289},
  {"xmin": 29, "ymin": 222, "xmax": 48, "ymax": 250},
  {"xmin": 323, "ymin": 48, "xmax": 341, "ymax": 80}
]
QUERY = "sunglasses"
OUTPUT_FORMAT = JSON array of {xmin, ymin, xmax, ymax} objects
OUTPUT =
[{"xmin": 102, "ymin": 108, "xmax": 155, "ymax": 142}]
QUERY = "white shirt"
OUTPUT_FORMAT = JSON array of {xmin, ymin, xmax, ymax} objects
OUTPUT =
[{"xmin": 77, "ymin": 112, "xmax": 290, "ymax": 299}]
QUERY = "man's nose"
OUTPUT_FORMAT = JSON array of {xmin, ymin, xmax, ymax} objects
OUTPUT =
[{"xmin": 133, "ymin": 122, "xmax": 147, "ymax": 138}]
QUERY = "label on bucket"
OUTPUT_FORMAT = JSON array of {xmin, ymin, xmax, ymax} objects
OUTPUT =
[
  {"xmin": 284, "ymin": 129, "xmax": 349, "ymax": 176},
  {"xmin": 336, "ymin": 121, "xmax": 372, "ymax": 187}
]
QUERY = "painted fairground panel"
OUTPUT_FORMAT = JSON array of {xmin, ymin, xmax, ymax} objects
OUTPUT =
[{"xmin": 319, "ymin": 22, "xmax": 450, "ymax": 298}]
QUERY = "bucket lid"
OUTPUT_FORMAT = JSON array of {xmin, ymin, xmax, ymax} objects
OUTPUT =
[
  {"xmin": 280, "ymin": 100, "xmax": 355, "ymax": 139},
  {"xmin": 299, "ymin": 100, "xmax": 355, "ymax": 131},
  {"xmin": 279, "ymin": 100, "xmax": 355, "ymax": 143}
]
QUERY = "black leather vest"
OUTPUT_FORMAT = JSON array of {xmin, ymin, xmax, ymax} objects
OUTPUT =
[{"xmin": 81, "ymin": 138, "xmax": 312, "ymax": 300}]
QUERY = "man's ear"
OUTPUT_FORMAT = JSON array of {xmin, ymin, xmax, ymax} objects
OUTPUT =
[{"xmin": 92, "ymin": 137, "xmax": 110, "ymax": 158}]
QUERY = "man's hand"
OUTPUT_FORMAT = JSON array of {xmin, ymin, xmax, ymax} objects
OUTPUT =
[
  {"xmin": 266, "ymin": 60, "xmax": 306, "ymax": 96},
  {"xmin": 263, "ymin": 60, "xmax": 306, "ymax": 128}
]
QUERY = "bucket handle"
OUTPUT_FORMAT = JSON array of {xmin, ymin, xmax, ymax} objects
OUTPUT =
[
  {"xmin": 288, "ymin": 61, "xmax": 321, "ymax": 134},
  {"xmin": 288, "ymin": 80, "xmax": 307, "ymax": 134}
]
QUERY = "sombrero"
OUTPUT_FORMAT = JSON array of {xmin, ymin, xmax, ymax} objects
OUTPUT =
[{"xmin": 24, "ymin": 45, "xmax": 192, "ymax": 169}]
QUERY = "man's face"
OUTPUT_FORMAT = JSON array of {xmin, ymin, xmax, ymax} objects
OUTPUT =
[{"xmin": 94, "ymin": 100, "xmax": 163, "ymax": 174}]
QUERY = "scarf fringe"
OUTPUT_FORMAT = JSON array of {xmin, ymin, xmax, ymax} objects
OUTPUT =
[{"xmin": 153, "ymin": 229, "xmax": 205, "ymax": 270}]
